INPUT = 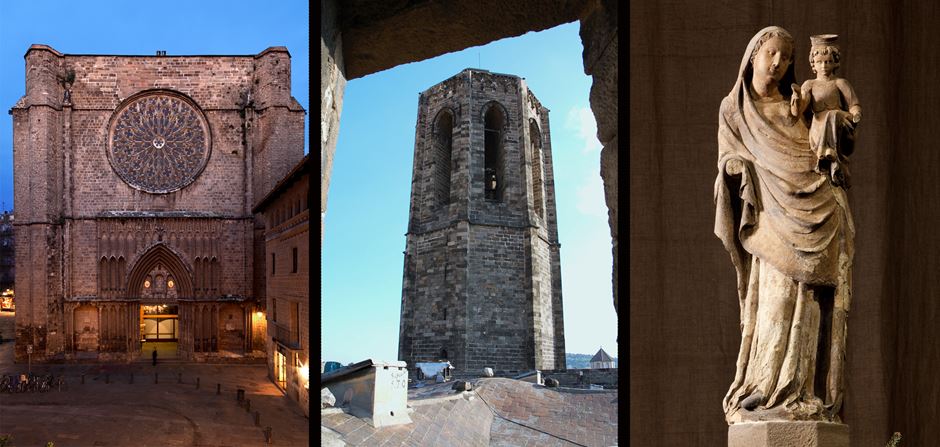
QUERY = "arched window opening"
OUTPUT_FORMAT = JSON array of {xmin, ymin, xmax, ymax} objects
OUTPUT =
[
  {"xmin": 432, "ymin": 110, "xmax": 454, "ymax": 209},
  {"xmin": 484, "ymin": 105, "xmax": 506, "ymax": 201},
  {"xmin": 118, "ymin": 256, "xmax": 126, "ymax": 291},
  {"xmin": 210, "ymin": 257, "xmax": 219, "ymax": 294},
  {"xmin": 109, "ymin": 256, "xmax": 118, "ymax": 292},
  {"xmin": 529, "ymin": 119, "xmax": 545, "ymax": 219},
  {"xmin": 194, "ymin": 257, "xmax": 203, "ymax": 294},
  {"xmin": 99, "ymin": 257, "xmax": 109, "ymax": 294}
]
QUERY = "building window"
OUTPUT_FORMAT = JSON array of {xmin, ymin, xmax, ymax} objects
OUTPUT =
[
  {"xmin": 275, "ymin": 350, "xmax": 287, "ymax": 390},
  {"xmin": 272, "ymin": 298, "xmax": 277, "ymax": 323},
  {"xmin": 483, "ymin": 104, "xmax": 506, "ymax": 201},
  {"xmin": 529, "ymin": 119, "xmax": 545, "ymax": 219},
  {"xmin": 291, "ymin": 247, "xmax": 298, "ymax": 273},
  {"xmin": 271, "ymin": 253, "xmax": 276, "ymax": 276}
]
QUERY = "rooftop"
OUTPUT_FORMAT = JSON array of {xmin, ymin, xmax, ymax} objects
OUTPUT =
[{"xmin": 321, "ymin": 377, "xmax": 618, "ymax": 446}]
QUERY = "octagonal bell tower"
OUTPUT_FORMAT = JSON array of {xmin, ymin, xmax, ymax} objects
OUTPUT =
[{"xmin": 399, "ymin": 69, "xmax": 565, "ymax": 377}]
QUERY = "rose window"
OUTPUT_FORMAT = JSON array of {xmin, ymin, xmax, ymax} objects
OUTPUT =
[{"xmin": 108, "ymin": 92, "xmax": 211, "ymax": 193}]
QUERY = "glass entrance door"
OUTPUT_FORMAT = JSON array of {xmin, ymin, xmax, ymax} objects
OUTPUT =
[
  {"xmin": 275, "ymin": 350, "xmax": 287, "ymax": 391},
  {"xmin": 141, "ymin": 304, "xmax": 179, "ymax": 341}
]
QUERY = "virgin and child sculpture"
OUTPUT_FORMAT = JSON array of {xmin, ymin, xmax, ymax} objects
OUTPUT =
[{"xmin": 714, "ymin": 26, "xmax": 859, "ymax": 425}]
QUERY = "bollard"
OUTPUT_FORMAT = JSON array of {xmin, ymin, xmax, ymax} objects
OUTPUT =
[
  {"xmin": 245, "ymin": 399, "xmax": 251, "ymax": 413},
  {"xmin": 237, "ymin": 388, "xmax": 245, "ymax": 402},
  {"xmin": 155, "ymin": 373, "xmax": 158, "ymax": 384},
  {"xmin": 263, "ymin": 427, "xmax": 272, "ymax": 444},
  {"xmin": 196, "ymin": 377, "xmax": 200, "ymax": 389},
  {"xmin": 216, "ymin": 383, "xmax": 221, "ymax": 395},
  {"xmin": 254, "ymin": 411, "xmax": 261, "ymax": 427},
  {"xmin": 178, "ymin": 372, "xmax": 182, "ymax": 384}
]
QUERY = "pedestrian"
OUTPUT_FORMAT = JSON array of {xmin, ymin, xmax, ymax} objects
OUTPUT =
[{"xmin": 152, "ymin": 348, "xmax": 157, "ymax": 366}]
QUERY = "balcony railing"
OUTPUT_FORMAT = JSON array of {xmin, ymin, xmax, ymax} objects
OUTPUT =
[{"xmin": 273, "ymin": 322, "xmax": 300, "ymax": 349}]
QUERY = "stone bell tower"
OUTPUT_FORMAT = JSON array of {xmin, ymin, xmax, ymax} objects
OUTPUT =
[{"xmin": 399, "ymin": 69, "xmax": 565, "ymax": 376}]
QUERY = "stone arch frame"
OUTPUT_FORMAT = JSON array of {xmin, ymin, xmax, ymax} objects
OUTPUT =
[
  {"xmin": 480, "ymin": 100, "xmax": 510, "ymax": 202},
  {"xmin": 431, "ymin": 106, "xmax": 457, "ymax": 209},
  {"xmin": 528, "ymin": 118, "xmax": 545, "ymax": 219},
  {"xmin": 105, "ymin": 88, "xmax": 214, "ymax": 194},
  {"xmin": 126, "ymin": 243, "xmax": 193, "ymax": 298}
]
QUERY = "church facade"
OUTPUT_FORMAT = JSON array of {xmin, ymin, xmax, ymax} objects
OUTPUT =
[
  {"xmin": 399, "ymin": 69, "xmax": 566, "ymax": 376},
  {"xmin": 11, "ymin": 44, "xmax": 305, "ymax": 363}
]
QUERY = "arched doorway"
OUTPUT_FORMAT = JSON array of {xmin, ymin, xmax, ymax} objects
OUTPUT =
[{"xmin": 126, "ymin": 243, "xmax": 192, "ymax": 360}]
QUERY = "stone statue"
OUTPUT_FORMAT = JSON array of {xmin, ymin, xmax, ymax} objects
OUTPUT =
[
  {"xmin": 715, "ymin": 26, "xmax": 855, "ymax": 425},
  {"xmin": 790, "ymin": 34, "xmax": 861, "ymax": 189}
]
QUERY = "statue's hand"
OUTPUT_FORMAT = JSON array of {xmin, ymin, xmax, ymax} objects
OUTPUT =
[
  {"xmin": 839, "ymin": 111, "xmax": 856, "ymax": 129},
  {"xmin": 726, "ymin": 159, "xmax": 745, "ymax": 176},
  {"xmin": 789, "ymin": 87, "xmax": 801, "ymax": 113}
]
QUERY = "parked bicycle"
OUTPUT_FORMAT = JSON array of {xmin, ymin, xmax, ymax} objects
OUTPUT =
[{"xmin": 0, "ymin": 373, "xmax": 65, "ymax": 393}]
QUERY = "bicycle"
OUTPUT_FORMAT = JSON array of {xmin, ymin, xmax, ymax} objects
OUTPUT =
[{"xmin": 0, "ymin": 375, "xmax": 12, "ymax": 393}]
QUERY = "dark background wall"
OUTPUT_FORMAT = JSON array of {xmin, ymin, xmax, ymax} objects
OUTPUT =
[{"xmin": 630, "ymin": 1, "xmax": 939, "ymax": 445}]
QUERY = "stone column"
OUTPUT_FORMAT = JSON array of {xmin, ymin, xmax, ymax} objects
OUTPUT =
[
  {"xmin": 579, "ymin": 0, "xmax": 618, "ymax": 318},
  {"xmin": 213, "ymin": 305, "xmax": 219, "ymax": 352},
  {"xmin": 64, "ymin": 303, "xmax": 74, "ymax": 352},
  {"xmin": 195, "ymin": 304, "xmax": 202, "ymax": 351}
]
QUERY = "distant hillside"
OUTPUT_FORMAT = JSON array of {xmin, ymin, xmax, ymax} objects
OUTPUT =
[{"xmin": 566, "ymin": 352, "xmax": 618, "ymax": 369}]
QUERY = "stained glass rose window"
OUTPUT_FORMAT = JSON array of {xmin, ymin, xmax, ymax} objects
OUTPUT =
[{"xmin": 108, "ymin": 91, "xmax": 211, "ymax": 193}]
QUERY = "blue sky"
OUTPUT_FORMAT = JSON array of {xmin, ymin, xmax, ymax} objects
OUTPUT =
[
  {"xmin": 322, "ymin": 22, "xmax": 618, "ymax": 365},
  {"xmin": 0, "ymin": 0, "xmax": 309, "ymax": 213}
]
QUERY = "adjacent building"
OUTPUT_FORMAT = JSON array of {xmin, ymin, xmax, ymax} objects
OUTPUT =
[
  {"xmin": 254, "ymin": 154, "xmax": 309, "ymax": 416},
  {"xmin": 589, "ymin": 347, "xmax": 615, "ymax": 369},
  {"xmin": 10, "ymin": 44, "xmax": 305, "ymax": 363},
  {"xmin": 399, "ymin": 69, "xmax": 566, "ymax": 377}
]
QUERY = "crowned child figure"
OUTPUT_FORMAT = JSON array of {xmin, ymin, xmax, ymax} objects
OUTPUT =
[{"xmin": 790, "ymin": 34, "xmax": 861, "ymax": 188}]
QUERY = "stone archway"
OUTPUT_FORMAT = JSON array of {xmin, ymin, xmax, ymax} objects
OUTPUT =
[
  {"xmin": 126, "ymin": 243, "xmax": 193, "ymax": 299},
  {"xmin": 127, "ymin": 243, "xmax": 193, "ymax": 358}
]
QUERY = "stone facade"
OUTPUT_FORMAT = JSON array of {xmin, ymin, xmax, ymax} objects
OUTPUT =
[
  {"xmin": 399, "ymin": 69, "xmax": 565, "ymax": 376},
  {"xmin": 10, "ymin": 44, "xmax": 305, "ymax": 363},
  {"xmin": 254, "ymin": 154, "xmax": 310, "ymax": 417},
  {"xmin": 0, "ymin": 212, "xmax": 13, "ymax": 290}
]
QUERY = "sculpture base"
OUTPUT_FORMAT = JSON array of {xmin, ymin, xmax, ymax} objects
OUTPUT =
[{"xmin": 728, "ymin": 421, "xmax": 848, "ymax": 447}]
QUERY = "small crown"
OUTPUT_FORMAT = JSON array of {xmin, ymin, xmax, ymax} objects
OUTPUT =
[{"xmin": 810, "ymin": 34, "xmax": 839, "ymax": 47}]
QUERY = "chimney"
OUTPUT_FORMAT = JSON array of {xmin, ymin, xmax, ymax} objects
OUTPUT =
[{"xmin": 321, "ymin": 359, "xmax": 412, "ymax": 427}]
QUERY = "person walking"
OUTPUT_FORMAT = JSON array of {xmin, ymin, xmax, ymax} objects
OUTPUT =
[{"xmin": 152, "ymin": 348, "xmax": 157, "ymax": 366}]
